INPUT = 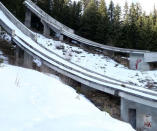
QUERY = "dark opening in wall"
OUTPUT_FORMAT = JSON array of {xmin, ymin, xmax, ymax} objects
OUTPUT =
[
  {"xmin": 149, "ymin": 62, "xmax": 157, "ymax": 70},
  {"xmin": 128, "ymin": 108, "xmax": 136, "ymax": 129}
]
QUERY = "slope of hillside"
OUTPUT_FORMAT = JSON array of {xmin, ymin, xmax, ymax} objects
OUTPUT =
[{"xmin": 0, "ymin": 64, "xmax": 134, "ymax": 131}]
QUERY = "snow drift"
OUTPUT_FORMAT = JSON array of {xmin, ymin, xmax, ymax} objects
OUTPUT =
[{"xmin": 0, "ymin": 64, "xmax": 134, "ymax": 131}]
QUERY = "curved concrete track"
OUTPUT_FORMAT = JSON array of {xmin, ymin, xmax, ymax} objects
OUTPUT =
[
  {"xmin": 0, "ymin": 2, "xmax": 157, "ymax": 109},
  {"xmin": 24, "ymin": 0, "xmax": 151, "ymax": 54}
]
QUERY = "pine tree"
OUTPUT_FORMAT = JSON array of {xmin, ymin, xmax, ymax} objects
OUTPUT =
[
  {"xmin": 98, "ymin": 0, "xmax": 107, "ymax": 17},
  {"xmin": 1, "ymin": 0, "xmax": 25, "ymax": 21},
  {"xmin": 69, "ymin": 1, "xmax": 82, "ymax": 30},
  {"xmin": 123, "ymin": 1, "xmax": 129, "ymax": 24},
  {"xmin": 108, "ymin": 0, "xmax": 114, "ymax": 23},
  {"xmin": 112, "ymin": 4, "xmax": 121, "ymax": 46},
  {"xmin": 114, "ymin": 4, "xmax": 121, "ymax": 25},
  {"xmin": 107, "ymin": 0, "xmax": 115, "ymax": 45},
  {"xmin": 78, "ymin": 0, "xmax": 100, "ymax": 41},
  {"xmin": 153, "ymin": 5, "xmax": 157, "ymax": 24},
  {"xmin": 127, "ymin": 3, "xmax": 139, "ymax": 48},
  {"xmin": 139, "ymin": 14, "xmax": 154, "ymax": 50},
  {"xmin": 94, "ymin": 0, "xmax": 109, "ymax": 43},
  {"xmin": 81, "ymin": 0, "xmax": 91, "ymax": 11}
]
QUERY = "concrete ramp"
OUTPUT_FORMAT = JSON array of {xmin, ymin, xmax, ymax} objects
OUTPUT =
[{"xmin": 24, "ymin": 0, "xmax": 150, "ymax": 54}]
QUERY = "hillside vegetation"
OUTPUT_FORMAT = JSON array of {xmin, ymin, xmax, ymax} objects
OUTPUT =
[{"xmin": 2, "ymin": 0, "xmax": 157, "ymax": 51}]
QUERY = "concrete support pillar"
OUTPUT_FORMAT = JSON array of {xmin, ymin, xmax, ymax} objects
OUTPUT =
[
  {"xmin": 120, "ymin": 98, "xmax": 128, "ymax": 122},
  {"xmin": 129, "ymin": 53, "xmax": 150, "ymax": 71},
  {"xmin": 24, "ymin": 51, "xmax": 33, "ymax": 69},
  {"xmin": 14, "ymin": 46, "xmax": 24, "ymax": 65},
  {"xmin": 59, "ymin": 34, "xmax": 64, "ymax": 41},
  {"xmin": 25, "ymin": 8, "xmax": 32, "ymax": 28},
  {"xmin": 55, "ymin": 32, "xmax": 63, "ymax": 41},
  {"xmin": 15, "ymin": 46, "xmax": 20, "ymax": 66},
  {"xmin": 41, "ymin": 20, "xmax": 50, "ymax": 37}
]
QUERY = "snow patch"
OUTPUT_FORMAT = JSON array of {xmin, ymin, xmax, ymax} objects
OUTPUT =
[{"xmin": 33, "ymin": 58, "xmax": 42, "ymax": 67}]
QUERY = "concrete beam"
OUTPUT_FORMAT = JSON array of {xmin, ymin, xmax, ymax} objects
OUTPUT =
[{"xmin": 24, "ymin": 8, "xmax": 31, "ymax": 28}]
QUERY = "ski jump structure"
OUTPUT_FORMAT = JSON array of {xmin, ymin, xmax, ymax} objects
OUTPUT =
[
  {"xmin": 0, "ymin": 1, "xmax": 157, "ymax": 130},
  {"xmin": 24, "ymin": 0, "xmax": 157, "ymax": 71}
]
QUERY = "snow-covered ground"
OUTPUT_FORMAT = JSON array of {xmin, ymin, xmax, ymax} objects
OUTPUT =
[
  {"xmin": 0, "ymin": 64, "xmax": 134, "ymax": 131},
  {"xmin": 37, "ymin": 34, "xmax": 157, "ymax": 89}
]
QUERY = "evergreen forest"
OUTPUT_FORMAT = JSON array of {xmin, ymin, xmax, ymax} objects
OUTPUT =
[{"xmin": 2, "ymin": 0, "xmax": 157, "ymax": 51}]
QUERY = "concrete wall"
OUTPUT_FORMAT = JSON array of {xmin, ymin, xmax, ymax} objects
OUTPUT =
[
  {"xmin": 121, "ymin": 98, "xmax": 157, "ymax": 131},
  {"xmin": 129, "ymin": 53, "xmax": 150, "ymax": 71}
]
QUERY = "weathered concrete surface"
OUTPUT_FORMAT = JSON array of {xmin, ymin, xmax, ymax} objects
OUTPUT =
[
  {"xmin": 25, "ymin": 8, "xmax": 31, "ymax": 28},
  {"xmin": 121, "ymin": 98, "xmax": 157, "ymax": 131},
  {"xmin": 129, "ymin": 53, "xmax": 150, "ymax": 71}
]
